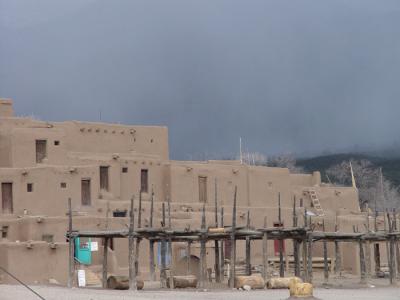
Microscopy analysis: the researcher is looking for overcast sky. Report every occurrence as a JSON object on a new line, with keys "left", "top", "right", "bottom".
{"left": 1, "top": 1, "right": 400, "bottom": 159}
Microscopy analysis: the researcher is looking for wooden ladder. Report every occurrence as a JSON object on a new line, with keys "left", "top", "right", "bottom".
{"left": 307, "top": 189, "right": 324, "bottom": 216}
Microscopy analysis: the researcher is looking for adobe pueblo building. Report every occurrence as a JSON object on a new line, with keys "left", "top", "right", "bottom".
{"left": 0, "top": 99, "right": 376, "bottom": 287}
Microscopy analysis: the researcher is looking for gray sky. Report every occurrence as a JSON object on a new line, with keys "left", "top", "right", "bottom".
{"left": 1, "top": 1, "right": 400, "bottom": 159}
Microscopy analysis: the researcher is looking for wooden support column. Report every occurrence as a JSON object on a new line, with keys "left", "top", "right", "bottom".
{"left": 302, "top": 208, "right": 308, "bottom": 281}
{"left": 323, "top": 220, "right": 329, "bottom": 284}
{"left": 149, "top": 188, "right": 156, "bottom": 281}
{"left": 359, "top": 238, "right": 366, "bottom": 284}
{"left": 229, "top": 186, "right": 237, "bottom": 288}
{"left": 135, "top": 191, "right": 142, "bottom": 276}
{"left": 167, "top": 196, "right": 173, "bottom": 289}
{"left": 334, "top": 216, "right": 341, "bottom": 276}
{"left": 293, "top": 197, "right": 300, "bottom": 277}
{"left": 102, "top": 237, "right": 109, "bottom": 288}
{"left": 307, "top": 234, "right": 313, "bottom": 284}
{"left": 388, "top": 212, "right": 396, "bottom": 284}
{"left": 245, "top": 210, "right": 251, "bottom": 276}
{"left": 278, "top": 192, "right": 284, "bottom": 278}
{"left": 220, "top": 207, "right": 225, "bottom": 281}
{"left": 186, "top": 241, "right": 191, "bottom": 275}
{"left": 128, "top": 196, "right": 137, "bottom": 290}
{"left": 160, "top": 203, "right": 167, "bottom": 288}
{"left": 67, "top": 198, "right": 74, "bottom": 288}
{"left": 214, "top": 179, "right": 221, "bottom": 283}
{"left": 262, "top": 216, "right": 269, "bottom": 282}
{"left": 200, "top": 204, "right": 207, "bottom": 288}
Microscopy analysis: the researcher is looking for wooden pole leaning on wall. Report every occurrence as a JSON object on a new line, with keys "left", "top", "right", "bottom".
{"left": 365, "top": 205, "right": 371, "bottom": 281}
{"left": 245, "top": 210, "right": 251, "bottom": 276}
{"left": 129, "top": 195, "right": 137, "bottom": 290}
{"left": 322, "top": 220, "right": 329, "bottom": 285}
{"left": 214, "top": 179, "right": 221, "bottom": 283}
{"left": 135, "top": 190, "right": 142, "bottom": 276}
{"left": 292, "top": 196, "right": 300, "bottom": 277}
{"left": 160, "top": 203, "right": 167, "bottom": 288}
{"left": 102, "top": 237, "right": 109, "bottom": 288}
{"left": 262, "top": 216, "right": 269, "bottom": 283}
{"left": 278, "top": 192, "right": 285, "bottom": 278}
{"left": 395, "top": 210, "right": 400, "bottom": 279}
{"left": 67, "top": 198, "right": 74, "bottom": 288}
{"left": 220, "top": 206, "right": 225, "bottom": 281}
{"left": 200, "top": 204, "right": 207, "bottom": 288}
{"left": 229, "top": 186, "right": 237, "bottom": 288}
{"left": 149, "top": 188, "right": 156, "bottom": 281}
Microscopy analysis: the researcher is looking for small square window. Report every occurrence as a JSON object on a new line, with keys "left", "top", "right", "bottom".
{"left": 27, "top": 183, "right": 33, "bottom": 192}
{"left": 60, "top": 182, "right": 67, "bottom": 188}
{"left": 54, "top": 140, "right": 60, "bottom": 146}
{"left": 2, "top": 226, "right": 9, "bottom": 238}
{"left": 122, "top": 167, "right": 128, "bottom": 173}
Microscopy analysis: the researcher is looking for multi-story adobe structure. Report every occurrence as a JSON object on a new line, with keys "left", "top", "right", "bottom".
{"left": 0, "top": 98, "right": 367, "bottom": 286}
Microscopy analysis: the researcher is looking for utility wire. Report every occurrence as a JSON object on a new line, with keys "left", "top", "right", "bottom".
{"left": 0, "top": 266, "right": 46, "bottom": 300}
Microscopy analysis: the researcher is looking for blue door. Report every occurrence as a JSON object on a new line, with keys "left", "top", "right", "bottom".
{"left": 75, "top": 237, "right": 92, "bottom": 265}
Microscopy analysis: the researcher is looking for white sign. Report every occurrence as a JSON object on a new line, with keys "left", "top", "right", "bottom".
{"left": 77, "top": 269, "right": 86, "bottom": 287}
{"left": 91, "top": 241, "right": 98, "bottom": 252}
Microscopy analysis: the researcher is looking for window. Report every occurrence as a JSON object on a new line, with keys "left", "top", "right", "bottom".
{"left": 54, "top": 140, "right": 60, "bottom": 146}
{"left": 60, "top": 182, "right": 67, "bottom": 188}
{"left": 35, "top": 140, "right": 47, "bottom": 163}
{"left": 100, "top": 166, "right": 109, "bottom": 191}
{"left": 122, "top": 167, "right": 128, "bottom": 173}
{"left": 140, "top": 169, "right": 148, "bottom": 193}
{"left": 198, "top": 176, "right": 207, "bottom": 203}
{"left": 2, "top": 226, "right": 8, "bottom": 238}
{"left": 27, "top": 183, "right": 33, "bottom": 192}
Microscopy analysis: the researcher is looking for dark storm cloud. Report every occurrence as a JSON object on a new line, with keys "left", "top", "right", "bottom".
{"left": 1, "top": 0, "right": 400, "bottom": 159}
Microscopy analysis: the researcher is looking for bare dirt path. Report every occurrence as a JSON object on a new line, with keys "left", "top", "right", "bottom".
{"left": 0, "top": 285, "right": 399, "bottom": 300}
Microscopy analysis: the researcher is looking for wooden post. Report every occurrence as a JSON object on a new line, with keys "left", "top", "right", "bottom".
{"left": 278, "top": 192, "right": 284, "bottom": 277}
{"left": 167, "top": 196, "right": 173, "bottom": 289}
{"left": 102, "top": 237, "right": 109, "bottom": 288}
{"left": 229, "top": 186, "right": 237, "bottom": 288}
{"left": 220, "top": 206, "right": 225, "bottom": 281}
{"left": 307, "top": 233, "right": 313, "bottom": 284}
{"left": 373, "top": 210, "right": 381, "bottom": 276}
{"left": 395, "top": 212, "right": 400, "bottom": 278}
{"left": 128, "top": 196, "right": 137, "bottom": 290}
{"left": 334, "top": 215, "right": 341, "bottom": 276}
{"left": 302, "top": 208, "right": 308, "bottom": 281}
{"left": 200, "top": 204, "right": 207, "bottom": 288}
{"left": 323, "top": 220, "right": 329, "bottom": 284}
{"left": 186, "top": 241, "right": 191, "bottom": 275}
{"left": 160, "top": 203, "right": 167, "bottom": 288}
{"left": 388, "top": 212, "right": 396, "bottom": 284}
{"left": 365, "top": 206, "right": 371, "bottom": 281}
{"left": 293, "top": 196, "right": 300, "bottom": 277}
{"left": 149, "top": 188, "right": 156, "bottom": 281}
{"left": 214, "top": 179, "right": 221, "bottom": 283}
{"left": 262, "top": 216, "right": 269, "bottom": 282}
{"left": 67, "top": 198, "right": 74, "bottom": 288}
{"left": 135, "top": 191, "right": 142, "bottom": 276}
{"left": 359, "top": 238, "right": 366, "bottom": 284}
{"left": 245, "top": 210, "right": 251, "bottom": 276}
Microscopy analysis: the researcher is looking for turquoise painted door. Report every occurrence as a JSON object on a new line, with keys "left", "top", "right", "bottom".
{"left": 75, "top": 237, "right": 92, "bottom": 265}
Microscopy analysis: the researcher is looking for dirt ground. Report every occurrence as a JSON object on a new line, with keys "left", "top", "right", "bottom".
{"left": 0, "top": 284, "right": 399, "bottom": 300}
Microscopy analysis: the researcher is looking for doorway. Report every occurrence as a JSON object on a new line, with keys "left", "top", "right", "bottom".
{"left": 273, "top": 222, "right": 285, "bottom": 255}
{"left": 1, "top": 183, "right": 13, "bottom": 214}
{"left": 100, "top": 166, "right": 109, "bottom": 191}
{"left": 35, "top": 140, "right": 47, "bottom": 163}
{"left": 81, "top": 179, "right": 91, "bottom": 206}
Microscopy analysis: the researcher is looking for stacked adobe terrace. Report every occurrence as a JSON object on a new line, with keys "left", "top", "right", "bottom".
{"left": 0, "top": 98, "right": 373, "bottom": 287}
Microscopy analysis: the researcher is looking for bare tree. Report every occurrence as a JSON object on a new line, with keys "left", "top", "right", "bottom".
{"left": 267, "top": 153, "right": 304, "bottom": 173}
{"left": 326, "top": 159, "right": 400, "bottom": 210}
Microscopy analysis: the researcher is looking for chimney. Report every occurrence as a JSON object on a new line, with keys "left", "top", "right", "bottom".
{"left": 0, "top": 98, "right": 14, "bottom": 118}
